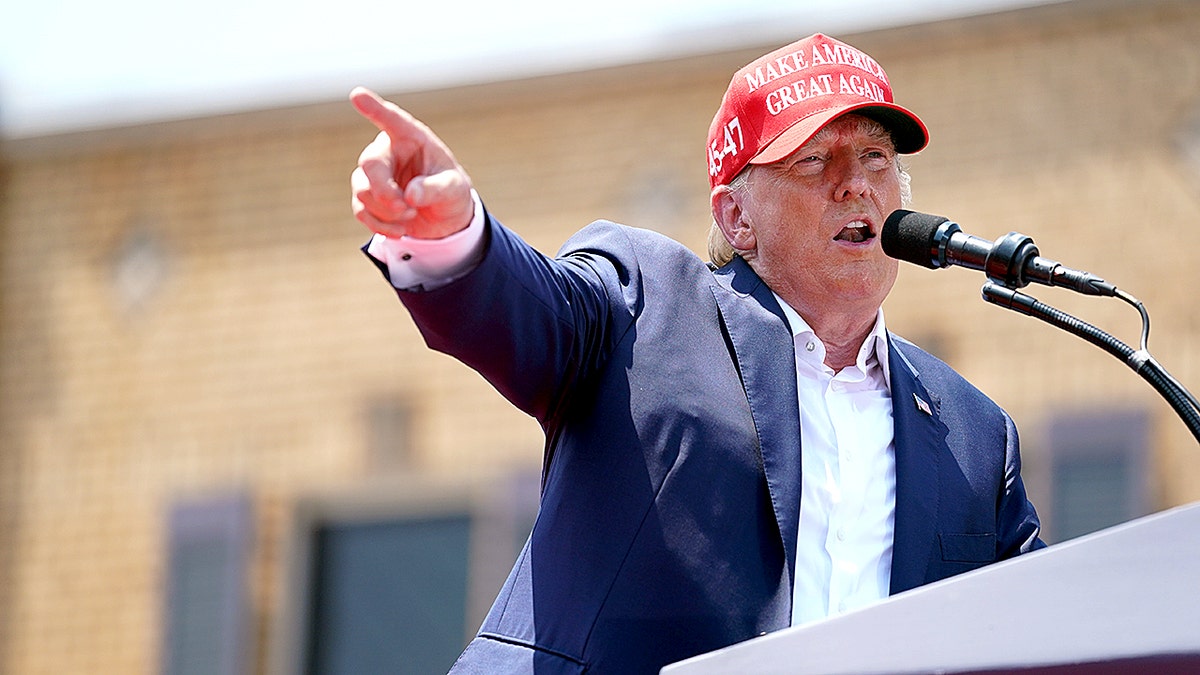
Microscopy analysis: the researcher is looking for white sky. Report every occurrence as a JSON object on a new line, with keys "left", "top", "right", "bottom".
{"left": 0, "top": 0, "right": 1060, "bottom": 139}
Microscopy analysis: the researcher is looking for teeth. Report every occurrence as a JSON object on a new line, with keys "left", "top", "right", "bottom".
{"left": 835, "top": 221, "right": 871, "bottom": 243}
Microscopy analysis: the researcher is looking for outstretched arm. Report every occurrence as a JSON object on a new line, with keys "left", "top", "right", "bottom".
{"left": 347, "top": 88, "right": 632, "bottom": 424}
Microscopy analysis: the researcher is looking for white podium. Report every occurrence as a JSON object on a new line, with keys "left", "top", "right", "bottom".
{"left": 663, "top": 503, "right": 1200, "bottom": 674}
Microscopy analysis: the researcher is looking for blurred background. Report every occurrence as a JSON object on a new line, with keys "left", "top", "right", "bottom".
{"left": 2, "top": 0, "right": 1199, "bottom": 672}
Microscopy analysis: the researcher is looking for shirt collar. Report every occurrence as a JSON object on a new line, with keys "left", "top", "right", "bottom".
{"left": 772, "top": 293, "right": 892, "bottom": 391}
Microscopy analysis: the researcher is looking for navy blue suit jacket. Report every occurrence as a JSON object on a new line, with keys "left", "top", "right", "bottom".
{"left": 378, "top": 212, "right": 1044, "bottom": 674}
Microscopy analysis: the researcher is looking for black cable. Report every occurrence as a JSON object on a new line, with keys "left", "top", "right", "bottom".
{"left": 981, "top": 282, "right": 1200, "bottom": 444}
{"left": 1114, "top": 289, "right": 1200, "bottom": 414}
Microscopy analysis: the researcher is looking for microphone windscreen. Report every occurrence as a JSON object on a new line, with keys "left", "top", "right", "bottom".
{"left": 881, "top": 209, "right": 949, "bottom": 269}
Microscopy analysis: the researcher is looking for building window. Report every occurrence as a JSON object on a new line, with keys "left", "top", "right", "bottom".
{"left": 307, "top": 513, "right": 473, "bottom": 674}
{"left": 163, "top": 493, "right": 254, "bottom": 675}
{"left": 1046, "top": 409, "right": 1150, "bottom": 543}
{"left": 270, "top": 471, "right": 539, "bottom": 675}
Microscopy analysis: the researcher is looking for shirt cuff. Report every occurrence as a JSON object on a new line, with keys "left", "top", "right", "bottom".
{"left": 366, "top": 190, "right": 486, "bottom": 290}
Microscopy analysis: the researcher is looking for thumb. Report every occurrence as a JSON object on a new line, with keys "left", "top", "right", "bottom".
{"left": 406, "top": 169, "right": 470, "bottom": 207}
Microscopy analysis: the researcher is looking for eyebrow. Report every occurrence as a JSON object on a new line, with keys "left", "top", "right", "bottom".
{"left": 800, "top": 118, "right": 896, "bottom": 152}
{"left": 784, "top": 133, "right": 896, "bottom": 164}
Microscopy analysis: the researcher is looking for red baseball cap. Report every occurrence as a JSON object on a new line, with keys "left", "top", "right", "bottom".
{"left": 707, "top": 33, "right": 929, "bottom": 189}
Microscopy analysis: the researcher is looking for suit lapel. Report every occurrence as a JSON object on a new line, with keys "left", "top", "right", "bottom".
{"left": 710, "top": 259, "right": 802, "bottom": 583}
{"left": 708, "top": 264, "right": 949, "bottom": 598}
{"left": 886, "top": 336, "right": 947, "bottom": 594}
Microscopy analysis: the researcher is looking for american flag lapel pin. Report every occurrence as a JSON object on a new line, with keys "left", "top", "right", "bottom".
{"left": 913, "top": 393, "right": 933, "bottom": 416}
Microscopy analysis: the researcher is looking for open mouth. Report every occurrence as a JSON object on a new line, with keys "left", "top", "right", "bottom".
{"left": 834, "top": 221, "right": 874, "bottom": 244}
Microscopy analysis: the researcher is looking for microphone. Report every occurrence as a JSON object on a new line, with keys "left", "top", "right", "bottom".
{"left": 881, "top": 209, "right": 1117, "bottom": 297}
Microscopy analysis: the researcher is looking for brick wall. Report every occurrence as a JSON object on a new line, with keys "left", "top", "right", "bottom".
{"left": 1, "top": 0, "right": 1197, "bottom": 672}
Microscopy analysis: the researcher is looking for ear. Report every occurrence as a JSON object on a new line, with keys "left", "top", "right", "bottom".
{"left": 711, "top": 184, "right": 757, "bottom": 253}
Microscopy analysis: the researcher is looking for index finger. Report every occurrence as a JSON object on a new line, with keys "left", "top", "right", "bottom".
{"left": 349, "top": 86, "right": 423, "bottom": 142}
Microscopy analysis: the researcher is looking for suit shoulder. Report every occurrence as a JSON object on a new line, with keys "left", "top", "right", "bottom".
{"left": 562, "top": 220, "right": 704, "bottom": 263}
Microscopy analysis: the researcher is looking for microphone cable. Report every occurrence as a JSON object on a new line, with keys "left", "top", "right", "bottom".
{"left": 981, "top": 282, "right": 1200, "bottom": 444}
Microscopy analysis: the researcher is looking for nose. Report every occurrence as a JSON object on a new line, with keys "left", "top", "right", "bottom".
{"left": 832, "top": 154, "right": 870, "bottom": 202}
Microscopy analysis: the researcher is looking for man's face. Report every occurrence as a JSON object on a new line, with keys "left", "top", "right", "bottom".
{"left": 737, "top": 115, "right": 904, "bottom": 321}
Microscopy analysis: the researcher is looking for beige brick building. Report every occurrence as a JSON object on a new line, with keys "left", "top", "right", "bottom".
{"left": 2, "top": 0, "right": 1199, "bottom": 672}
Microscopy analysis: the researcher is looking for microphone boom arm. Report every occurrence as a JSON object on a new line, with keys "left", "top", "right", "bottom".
{"left": 981, "top": 282, "right": 1200, "bottom": 444}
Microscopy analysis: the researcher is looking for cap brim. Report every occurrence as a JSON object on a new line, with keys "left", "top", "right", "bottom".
{"left": 750, "top": 102, "right": 929, "bottom": 166}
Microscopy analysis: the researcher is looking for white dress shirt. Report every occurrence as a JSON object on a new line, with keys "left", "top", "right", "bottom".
{"left": 366, "top": 190, "right": 487, "bottom": 290}
{"left": 775, "top": 298, "right": 897, "bottom": 626}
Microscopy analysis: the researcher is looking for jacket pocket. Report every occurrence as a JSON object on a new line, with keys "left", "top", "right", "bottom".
{"left": 938, "top": 532, "right": 996, "bottom": 563}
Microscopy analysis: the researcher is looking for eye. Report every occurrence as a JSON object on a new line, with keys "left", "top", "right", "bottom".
{"left": 789, "top": 153, "right": 828, "bottom": 175}
{"left": 861, "top": 149, "right": 892, "bottom": 171}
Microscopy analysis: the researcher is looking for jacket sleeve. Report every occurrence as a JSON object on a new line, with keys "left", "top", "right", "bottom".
{"left": 997, "top": 411, "right": 1048, "bottom": 558}
{"left": 375, "top": 210, "right": 643, "bottom": 426}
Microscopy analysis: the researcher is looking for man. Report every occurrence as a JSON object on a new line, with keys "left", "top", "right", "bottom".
{"left": 350, "top": 33, "right": 1044, "bottom": 675}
